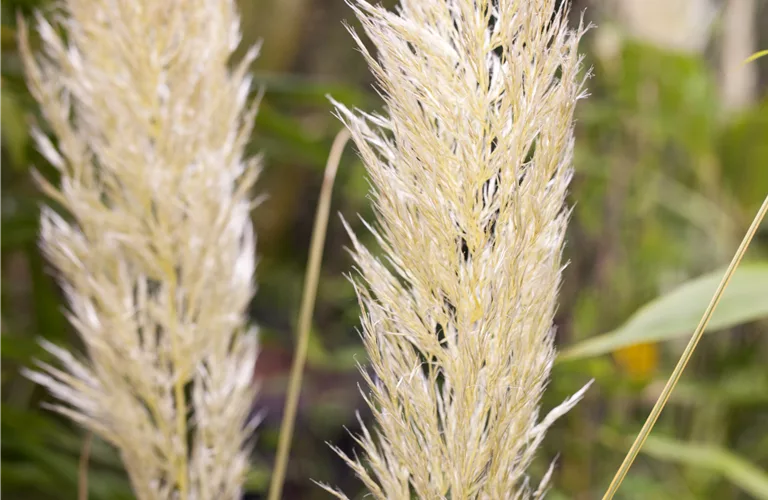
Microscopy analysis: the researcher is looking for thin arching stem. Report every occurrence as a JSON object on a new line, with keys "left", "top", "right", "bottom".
{"left": 267, "top": 129, "right": 351, "bottom": 500}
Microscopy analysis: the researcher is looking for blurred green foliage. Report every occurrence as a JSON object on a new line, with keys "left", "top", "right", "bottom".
{"left": 2, "top": 1, "right": 768, "bottom": 499}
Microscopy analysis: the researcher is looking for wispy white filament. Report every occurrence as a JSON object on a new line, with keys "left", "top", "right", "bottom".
{"left": 325, "top": 0, "right": 591, "bottom": 498}
{"left": 19, "top": 1, "right": 261, "bottom": 498}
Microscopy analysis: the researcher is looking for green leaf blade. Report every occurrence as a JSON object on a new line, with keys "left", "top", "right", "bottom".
{"left": 561, "top": 262, "right": 768, "bottom": 360}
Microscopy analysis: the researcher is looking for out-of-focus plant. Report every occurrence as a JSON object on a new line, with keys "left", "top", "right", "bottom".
{"left": 550, "top": 23, "right": 768, "bottom": 496}
{"left": 17, "top": 1, "right": 262, "bottom": 498}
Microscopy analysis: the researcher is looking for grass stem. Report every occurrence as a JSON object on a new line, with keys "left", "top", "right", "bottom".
{"left": 78, "top": 432, "right": 92, "bottom": 500}
{"left": 603, "top": 194, "right": 768, "bottom": 499}
{"left": 267, "top": 129, "right": 350, "bottom": 500}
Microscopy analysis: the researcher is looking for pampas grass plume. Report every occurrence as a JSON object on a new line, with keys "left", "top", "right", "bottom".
{"left": 19, "top": 1, "right": 261, "bottom": 498}
{"left": 325, "top": 0, "right": 592, "bottom": 497}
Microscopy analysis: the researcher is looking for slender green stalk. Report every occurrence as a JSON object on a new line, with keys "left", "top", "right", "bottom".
{"left": 78, "top": 433, "right": 92, "bottom": 500}
{"left": 268, "top": 129, "right": 350, "bottom": 500}
{"left": 744, "top": 49, "right": 768, "bottom": 64}
{"left": 603, "top": 194, "right": 768, "bottom": 499}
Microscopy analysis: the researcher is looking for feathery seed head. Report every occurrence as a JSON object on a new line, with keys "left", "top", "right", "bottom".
{"left": 327, "top": 0, "right": 591, "bottom": 498}
{"left": 20, "top": 1, "right": 261, "bottom": 498}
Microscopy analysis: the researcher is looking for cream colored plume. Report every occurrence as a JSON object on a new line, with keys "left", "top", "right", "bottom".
{"left": 19, "top": 1, "right": 261, "bottom": 498}
{"left": 325, "top": 0, "right": 591, "bottom": 498}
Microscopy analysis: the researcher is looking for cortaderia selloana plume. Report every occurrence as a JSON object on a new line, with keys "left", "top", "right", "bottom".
{"left": 322, "top": 0, "right": 593, "bottom": 498}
